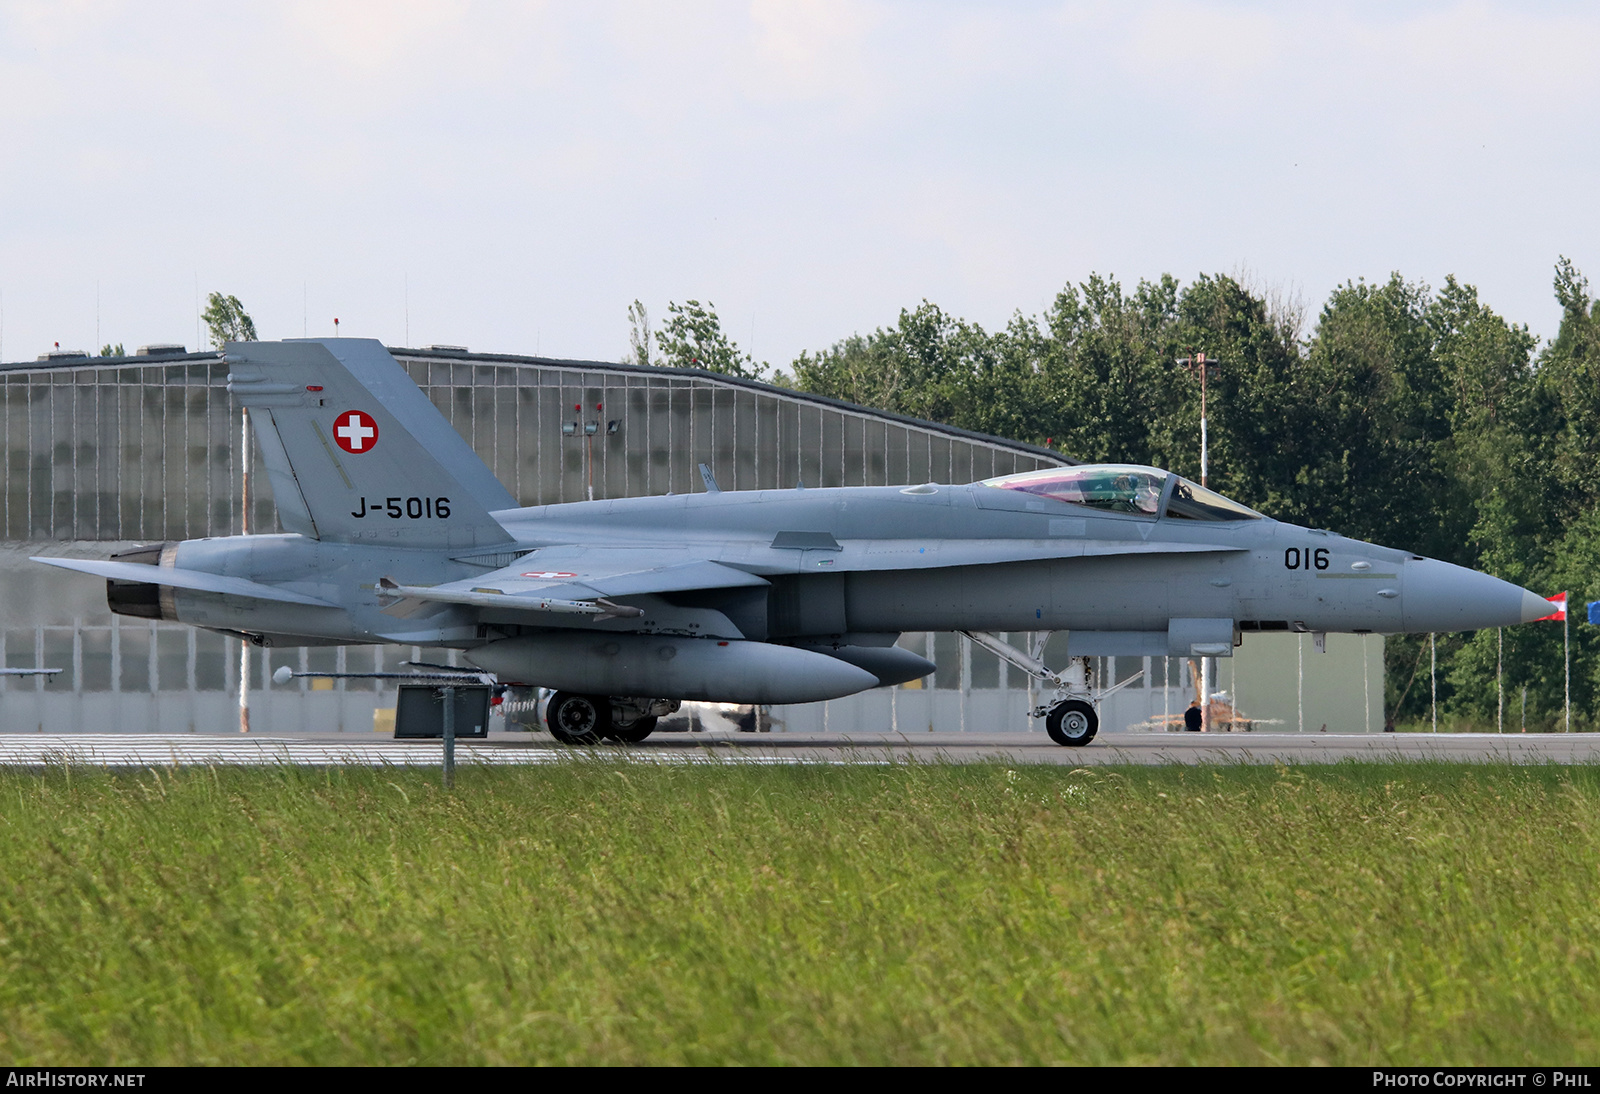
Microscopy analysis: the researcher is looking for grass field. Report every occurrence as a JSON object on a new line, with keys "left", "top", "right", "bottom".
{"left": 1, "top": 759, "right": 1598, "bottom": 1065}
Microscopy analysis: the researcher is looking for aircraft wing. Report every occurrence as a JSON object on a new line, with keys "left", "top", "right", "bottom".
{"left": 504, "top": 548, "right": 771, "bottom": 598}
{"left": 380, "top": 550, "right": 769, "bottom": 619}
{"left": 31, "top": 557, "right": 338, "bottom": 607}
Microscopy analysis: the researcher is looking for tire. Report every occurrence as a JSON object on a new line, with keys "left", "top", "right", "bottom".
{"left": 546, "top": 691, "right": 609, "bottom": 744}
{"left": 1046, "top": 699, "right": 1098, "bottom": 746}
{"left": 607, "top": 716, "right": 657, "bottom": 744}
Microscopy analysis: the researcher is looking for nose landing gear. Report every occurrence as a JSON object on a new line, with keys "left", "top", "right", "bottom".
{"left": 1045, "top": 699, "right": 1098, "bottom": 746}
{"left": 961, "top": 632, "right": 1144, "bottom": 747}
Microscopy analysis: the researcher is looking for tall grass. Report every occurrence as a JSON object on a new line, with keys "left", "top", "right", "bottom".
{"left": 0, "top": 760, "right": 1596, "bottom": 1065}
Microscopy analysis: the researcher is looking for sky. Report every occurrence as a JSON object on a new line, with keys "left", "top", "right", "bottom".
{"left": 0, "top": 1, "right": 1595, "bottom": 369}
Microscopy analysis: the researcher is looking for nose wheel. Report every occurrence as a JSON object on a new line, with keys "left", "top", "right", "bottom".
{"left": 1046, "top": 699, "right": 1098, "bottom": 746}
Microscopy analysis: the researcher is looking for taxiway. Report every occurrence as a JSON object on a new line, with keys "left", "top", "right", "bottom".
{"left": 0, "top": 731, "right": 1597, "bottom": 768}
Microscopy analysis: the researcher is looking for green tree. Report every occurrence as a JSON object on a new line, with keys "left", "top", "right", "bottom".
{"left": 1423, "top": 259, "right": 1600, "bottom": 729}
{"left": 1526, "top": 258, "right": 1600, "bottom": 532}
{"left": 1000, "top": 278, "right": 1151, "bottom": 455}
{"left": 202, "top": 292, "right": 258, "bottom": 349}
{"left": 1271, "top": 275, "right": 1447, "bottom": 554}
{"left": 98, "top": 343, "right": 124, "bottom": 357}
{"left": 655, "top": 300, "right": 763, "bottom": 379}
{"left": 625, "top": 300, "right": 651, "bottom": 367}
{"left": 793, "top": 302, "right": 1001, "bottom": 426}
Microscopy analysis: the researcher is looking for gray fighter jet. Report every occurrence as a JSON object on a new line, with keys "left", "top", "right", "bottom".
{"left": 34, "top": 339, "right": 1552, "bottom": 745}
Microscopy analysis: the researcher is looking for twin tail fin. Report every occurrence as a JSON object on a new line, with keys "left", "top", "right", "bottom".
{"left": 225, "top": 338, "right": 514, "bottom": 548}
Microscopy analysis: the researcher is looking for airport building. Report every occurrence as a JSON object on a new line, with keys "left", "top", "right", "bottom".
{"left": 0, "top": 344, "right": 1381, "bottom": 735}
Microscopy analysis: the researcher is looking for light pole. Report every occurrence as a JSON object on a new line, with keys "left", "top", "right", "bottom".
{"left": 239, "top": 408, "right": 251, "bottom": 733}
{"left": 1177, "top": 350, "right": 1221, "bottom": 723}
{"left": 1176, "top": 350, "right": 1220, "bottom": 486}
{"left": 562, "top": 403, "right": 618, "bottom": 502}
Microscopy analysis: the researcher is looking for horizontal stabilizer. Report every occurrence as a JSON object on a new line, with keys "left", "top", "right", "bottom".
{"left": 32, "top": 557, "right": 336, "bottom": 607}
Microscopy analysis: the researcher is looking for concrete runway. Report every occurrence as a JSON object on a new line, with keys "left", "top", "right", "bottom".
{"left": 1, "top": 730, "right": 1599, "bottom": 767}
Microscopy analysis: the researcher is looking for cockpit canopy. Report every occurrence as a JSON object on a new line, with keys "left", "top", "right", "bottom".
{"left": 982, "top": 464, "right": 1166, "bottom": 514}
{"left": 1164, "top": 476, "right": 1263, "bottom": 521}
{"left": 980, "top": 464, "right": 1263, "bottom": 521}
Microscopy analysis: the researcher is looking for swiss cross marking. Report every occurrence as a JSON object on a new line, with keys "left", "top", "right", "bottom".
{"left": 334, "top": 410, "right": 378, "bottom": 453}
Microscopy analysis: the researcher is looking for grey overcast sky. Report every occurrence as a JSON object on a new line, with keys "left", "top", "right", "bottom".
{"left": 0, "top": 1, "right": 1595, "bottom": 367}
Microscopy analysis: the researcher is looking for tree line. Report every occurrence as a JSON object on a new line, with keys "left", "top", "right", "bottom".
{"left": 633, "top": 260, "right": 1600, "bottom": 729}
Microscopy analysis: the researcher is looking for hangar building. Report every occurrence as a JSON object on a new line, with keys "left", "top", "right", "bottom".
{"left": 0, "top": 344, "right": 1380, "bottom": 734}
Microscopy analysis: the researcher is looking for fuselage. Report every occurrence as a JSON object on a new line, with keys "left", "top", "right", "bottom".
{"left": 126, "top": 469, "right": 1547, "bottom": 651}
{"left": 42, "top": 335, "right": 1550, "bottom": 714}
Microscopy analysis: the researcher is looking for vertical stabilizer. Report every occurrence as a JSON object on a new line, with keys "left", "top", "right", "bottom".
{"left": 226, "top": 339, "right": 514, "bottom": 547}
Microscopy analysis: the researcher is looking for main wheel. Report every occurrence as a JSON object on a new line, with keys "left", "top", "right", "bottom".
{"left": 546, "top": 691, "right": 610, "bottom": 744}
{"left": 1046, "top": 700, "right": 1098, "bottom": 746}
{"left": 607, "top": 716, "right": 657, "bottom": 744}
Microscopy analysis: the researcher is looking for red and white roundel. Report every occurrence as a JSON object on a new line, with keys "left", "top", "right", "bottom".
{"left": 333, "top": 410, "right": 379, "bottom": 453}
{"left": 522, "top": 571, "right": 578, "bottom": 580}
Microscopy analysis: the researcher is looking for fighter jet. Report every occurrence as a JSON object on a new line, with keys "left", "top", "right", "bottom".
{"left": 34, "top": 339, "right": 1552, "bottom": 746}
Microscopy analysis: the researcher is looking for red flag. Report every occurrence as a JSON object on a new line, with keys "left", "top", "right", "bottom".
{"left": 1537, "top": 592, "right": 1568, "bottom": 622}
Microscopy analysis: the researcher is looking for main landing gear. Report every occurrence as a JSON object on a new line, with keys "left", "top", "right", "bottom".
{"left": 544, "top": 692, "right": 678, "bottom": 745}
{"left": 960, "top": 632, "right": 1145, "bottom": 747}
{"left": 546, "top": 691, "right": 608, "bottom": 744}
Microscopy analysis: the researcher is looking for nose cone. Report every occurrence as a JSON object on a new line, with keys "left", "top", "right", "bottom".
{"left": 1403, "top": 558, "right": 1550, "bottom": 632}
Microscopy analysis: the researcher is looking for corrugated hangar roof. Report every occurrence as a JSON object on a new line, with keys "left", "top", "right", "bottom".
{"left": 0, "top": 342, "right": 1067, "bottom": 544}
{"left": 0, "top": 344, "right": 1067, "bottom": 467}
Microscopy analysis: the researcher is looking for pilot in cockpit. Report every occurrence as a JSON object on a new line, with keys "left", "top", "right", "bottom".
{"left": 1134, "top": 477, "right": 1162, "bottom": 515}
